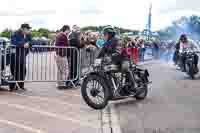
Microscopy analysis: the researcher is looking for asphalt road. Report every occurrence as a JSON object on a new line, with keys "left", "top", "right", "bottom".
{"left": 2, "top": 49, "right": 198, "bottom": 133}
{"left": 0, "top": 82, "right": 103, "bottom": 133}
{"left": 0, "top": 49, "right": 115, "bottom": 133}
{"left": 115, "top": 61, "right": 200, "bottom": 133}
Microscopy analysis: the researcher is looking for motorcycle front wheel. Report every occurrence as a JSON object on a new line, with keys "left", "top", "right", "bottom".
{"left": 186, "top": 63, "right": 197, "bottom": 79}
{"left": 81, "top": 75, "right": 110, "bottom": 110}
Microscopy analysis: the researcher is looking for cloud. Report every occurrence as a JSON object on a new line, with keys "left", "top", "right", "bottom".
{"left": 0, "top": 0, "right": 79, "bottom": 31}
{"left": 160, "top": 0, "right": 200, "bottom": 13}
{"left": 0, "top": 10, "right": 56, "bottom": 16}
{"left": 80, "top": 0, "right": 200, "bottom": 30}
{"left": 1, "top": 0, "right": 200, "bottom": 32}
{"left": 80, "top": 9, "right": 103, "bottom": 15}
{"left": 80, "top": 0, "right": 151, "bottom": 30}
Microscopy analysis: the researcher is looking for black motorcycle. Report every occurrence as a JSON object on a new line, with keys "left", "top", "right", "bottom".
{"left": 81, "top": 57, "right": 151, "bottom": 110}
{"left": 177, "top": 50, "right": 199, "bottom": 79}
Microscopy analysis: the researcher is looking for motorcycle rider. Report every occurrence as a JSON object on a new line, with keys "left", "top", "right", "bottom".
{"left": 174, "top": 34, "right": 199, "bottom": 71}
{"left": 97, "top": 26, "right": 135, "bottom": 86}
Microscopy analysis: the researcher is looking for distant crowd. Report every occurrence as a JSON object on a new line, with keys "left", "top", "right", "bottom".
{"left": 79, "top": 30, "right": 178, "bottom": 62}
{"left": 1, "top": 23, "right": 189, "bottom": 91}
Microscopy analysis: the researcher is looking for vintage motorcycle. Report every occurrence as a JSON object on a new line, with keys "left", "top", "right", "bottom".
{"left": 176, "top": 50, "right": 199, "bottom": 79}
{"left": 81, "top": 56, "right": 151, "bottom": 110}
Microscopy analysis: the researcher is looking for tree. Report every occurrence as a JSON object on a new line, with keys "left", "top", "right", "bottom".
{"left": 80, "top": 25, "right": 137, "bottom": 34}
{"left": 0, "top": 29, "right": 12, "bottom": 38}
{"left": 31, "top": 28, "right": 50, "bottom": 38}
{"left": 37, "top": 28, "right": 50, "bottom": 38}
{"left": 31, "top": 30, "right": 40, "bottom": 38}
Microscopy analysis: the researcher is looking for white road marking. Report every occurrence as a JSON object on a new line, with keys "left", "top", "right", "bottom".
{"left": 0, "top": 102, "right": 96, "bottom": 129}
{"left": 109, "top": 104, "right": 122, "bottom": 133}
{"left": 8, "top": 92, "right": 86, "bottom": 109}
{"left": 64, "top": 92, "right": 81, "bottom": 97}
{"left": 0, "top": 118, "right": 45, "bottom": 133}
{"left": 101, "top": 107, "right": 112, "bottom": 133}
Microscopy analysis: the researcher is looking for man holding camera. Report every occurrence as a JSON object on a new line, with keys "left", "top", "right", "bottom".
{"left": 10, "top": 24, "right": 32, "bottom": 91}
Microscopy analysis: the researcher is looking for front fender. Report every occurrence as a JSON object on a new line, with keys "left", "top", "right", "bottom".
{"left": 185, "top": 58, "right": 194, "bottom": 69}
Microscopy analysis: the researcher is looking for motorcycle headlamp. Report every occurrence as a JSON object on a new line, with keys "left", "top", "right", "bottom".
{"left": 94, "top": 59, "right": 102, "bottom": 66}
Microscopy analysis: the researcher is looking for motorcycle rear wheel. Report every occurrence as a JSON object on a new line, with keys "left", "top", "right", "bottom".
{"left": 135, "top": 85, "right": 148, "bottom": 100}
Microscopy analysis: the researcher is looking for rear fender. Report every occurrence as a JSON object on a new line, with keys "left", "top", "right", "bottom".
{"left": 144, "top": 69, "right": 150, "bottom": 77}
{"left": 135, "top": 68, "right": 150, "bottom": 83}
{"left": 135, "top": 68, "right": 150, "bottom": 77}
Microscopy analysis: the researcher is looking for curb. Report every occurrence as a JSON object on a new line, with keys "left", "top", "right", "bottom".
{"left": 109, "top": 104, "right": 122, "bottom": 133}
{"left": 100, "top": 106, "right": 112, "bottom": 133}
{"left": 100, "top": 104, "right": 122, "bottom": 133}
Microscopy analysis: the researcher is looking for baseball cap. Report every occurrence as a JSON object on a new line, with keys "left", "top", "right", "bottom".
{"left": 21, "top": 23, "right": 32, "bottom": 29}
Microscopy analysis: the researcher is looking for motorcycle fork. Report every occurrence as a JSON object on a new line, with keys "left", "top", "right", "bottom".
{"left": 128, "top": 70, "right": 136, "bottom": 89}
{"left": 110, "top": 73, "right": 124, "bottom": 96}
{"left": 111, "top": 76, "right": 118, "bottom": 95}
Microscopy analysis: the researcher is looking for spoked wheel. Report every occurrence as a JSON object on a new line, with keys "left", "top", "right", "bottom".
{"left": 81, "top": 75, "right": 110, "bottom": 110}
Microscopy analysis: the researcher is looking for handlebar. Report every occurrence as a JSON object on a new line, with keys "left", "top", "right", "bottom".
{"left": 194, "top": 51, "right": 200, "bottom": 54}
{"left": 187, "top": 51, "right": 200, "bottom": 54}
{"left": 181, "top": 50, "right": 200, "bottom": 54}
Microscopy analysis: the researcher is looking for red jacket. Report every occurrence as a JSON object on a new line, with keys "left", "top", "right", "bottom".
{"left": 55, "top": 32, "right": 68, "bottom": 47}
{"left": 55, "top": 32, "right": 69, "bottom": 56}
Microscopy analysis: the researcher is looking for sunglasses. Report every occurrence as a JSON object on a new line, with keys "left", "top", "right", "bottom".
{"left": 181, "top": 38, "right": 187, "bottom": 41}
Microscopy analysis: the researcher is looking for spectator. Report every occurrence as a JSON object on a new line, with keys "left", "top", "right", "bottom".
{"left": 55, "top": 25, "right": 70, "bottom": 89}
{"left": 80, "top": 33, "right": 86, "bottom": 48}
{"left": 126, "top": 38, "right": 132, "bottom": 48}
{"left": 153, "top": 41, "right": 160, "bottom": 59}
{"left": 96, "top": 34, "right": 105, "bottom": 48}
{"left": 85, "top": 32, "right": 98, "bottom": 65}
{"left": 10, "top": 23, "right": 32, "bottom": 91}
{"left": 165, "top": 41, "right": 173, "bottom": 62}
{"left": 68, "top": 25, "right": 82, "bottom": 86}
{"left": 138, "top": 38, "right": 146, "bottom": 62}
{"left": 134, "top": 36, "right": 140, "bottom": 47}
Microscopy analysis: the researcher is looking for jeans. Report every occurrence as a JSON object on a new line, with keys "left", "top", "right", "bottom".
{"left": 112, "top": 54, "right": 135, "bottom": 87}
{"left": 55, "top": 55, "right": 69, "bottom": 86}
{"left": 10, "top": 53, "right": 27, "bottom": 89}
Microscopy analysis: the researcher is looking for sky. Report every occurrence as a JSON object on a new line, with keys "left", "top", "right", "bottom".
{"left": 0, "top": 0, "right": 200, "bottom": 31}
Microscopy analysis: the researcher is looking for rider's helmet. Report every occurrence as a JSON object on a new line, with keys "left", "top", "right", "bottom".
{"left": 180, "top": 34, "right": 188, "bottom": 43}
{"left": 103, "top": 26, "right": 116, "bottom": 38}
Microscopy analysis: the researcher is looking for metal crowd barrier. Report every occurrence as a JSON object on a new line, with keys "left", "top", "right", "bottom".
{"left": 0, "top": 45, "right": 153, "bottom": 86}
{"left": 79, "top": 47, "right": 100, "bottom": 78}
{"left": 1, "top": 45, "right": 79, "bottom": 84}
{"left": 79, "top": 47, "right": 153, "bottom": 76}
